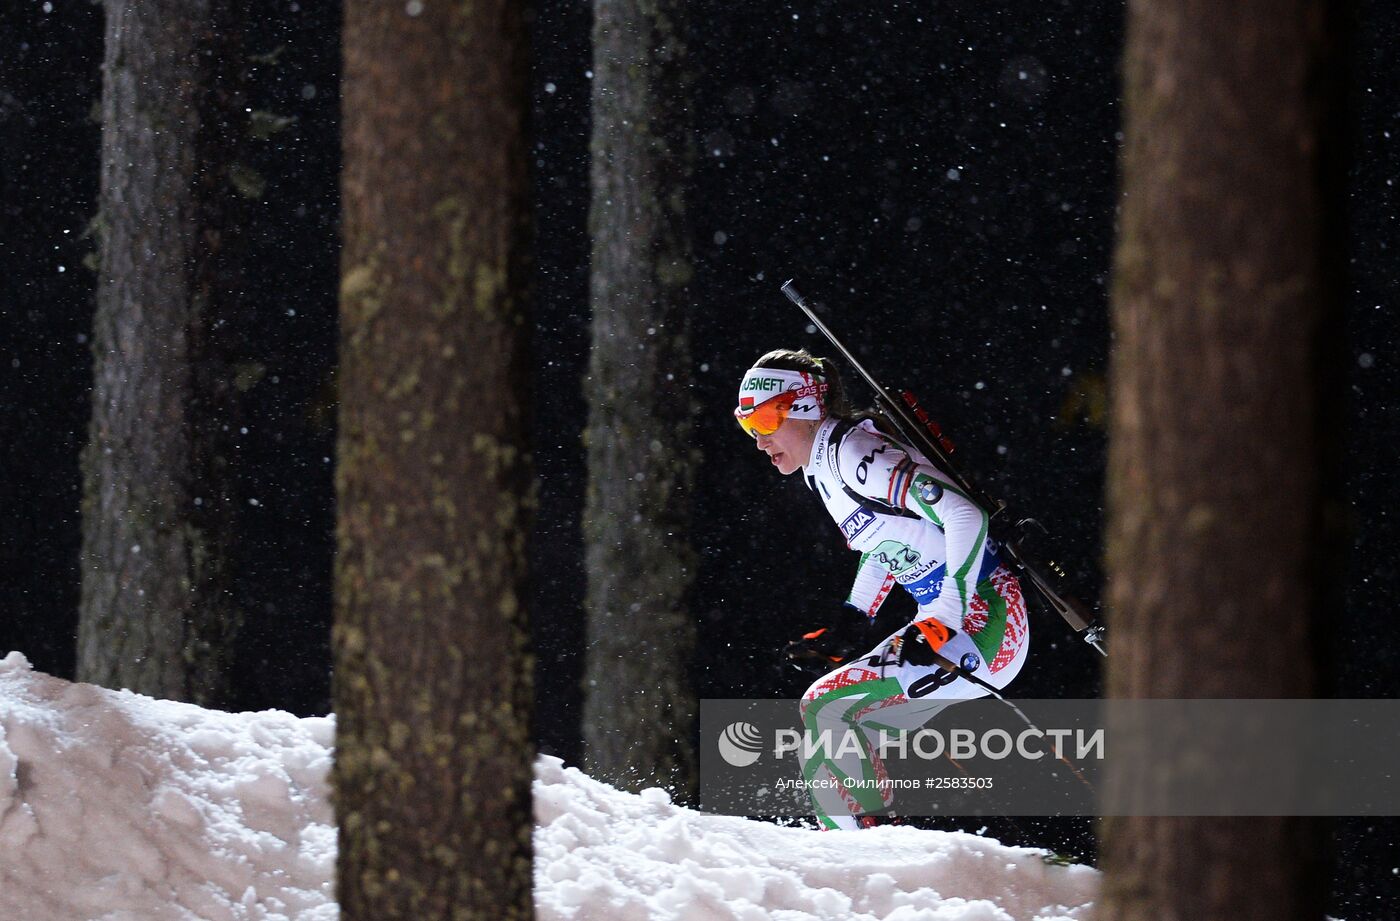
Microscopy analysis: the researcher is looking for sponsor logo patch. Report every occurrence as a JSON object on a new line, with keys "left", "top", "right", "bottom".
{"left": 871, "top": 539, "right": 921, "bottom": 576}
{"left": 840, "top": 507, "right": 876, "bottom": 542}
{"left": 960, "top": 652, "right": 981, "bottom": 673}
{"left": 856, "top": 443, "right": 889, "bottom": 485}
{"left": 916, "top": 476, "right": 944, "bottom": 505}
{"left": 903, "top": 562, "right": 946, "bottom": 605}
{"left": 744, "top": 375, "right": 786, "bottom": 393}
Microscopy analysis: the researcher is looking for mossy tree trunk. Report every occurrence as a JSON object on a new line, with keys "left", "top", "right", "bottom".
{"left": 78, "top": 0, "right": 250, "bottom": 706}
{"left": 582, "top": 0, "right": 699, "bottom": 798}
{"left": 333, "top": 1, "right": 533, "bottom": 919}
{"left": 1101, "top": 1, "right": 1348, "bottom": 919}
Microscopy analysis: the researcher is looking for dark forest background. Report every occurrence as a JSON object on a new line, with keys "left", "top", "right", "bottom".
{"left": 2, "top": 0, "right": 1397, "bottom": 916}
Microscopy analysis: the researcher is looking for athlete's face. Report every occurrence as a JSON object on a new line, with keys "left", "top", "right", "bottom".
{"left": 754, "top": 417, "right": 820, "bottom": 475}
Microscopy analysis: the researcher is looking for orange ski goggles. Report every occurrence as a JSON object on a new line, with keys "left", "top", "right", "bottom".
{"left": 734, "top": 390, "right": 799, "bottom": 438}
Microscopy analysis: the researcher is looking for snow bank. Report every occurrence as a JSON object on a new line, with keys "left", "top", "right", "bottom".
{"left": 0, "top": 653, "right": 1098, "bottom": 921}
{"left": 0, "top": 652, "right": 336, "bottom": 921}
{"left": 534, "top": 758, "right": 1096, "bottom": 921}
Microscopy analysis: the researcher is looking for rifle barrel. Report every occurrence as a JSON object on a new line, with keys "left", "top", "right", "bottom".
{"left": 781, "top": 280, "right": 893, "bottom": 406}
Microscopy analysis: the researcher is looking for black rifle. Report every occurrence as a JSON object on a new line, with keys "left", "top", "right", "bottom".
{"left": 781, "top": 279, "right": 1107, "bottom": 657}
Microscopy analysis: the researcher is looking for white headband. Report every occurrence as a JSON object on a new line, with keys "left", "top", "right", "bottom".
{"left": 735, "top": 367, "right": 828, "bottom": 421}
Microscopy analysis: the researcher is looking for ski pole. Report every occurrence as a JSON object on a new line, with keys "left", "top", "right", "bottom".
{"left": 923, "top": 649, "right": 1098, "bottom": 796}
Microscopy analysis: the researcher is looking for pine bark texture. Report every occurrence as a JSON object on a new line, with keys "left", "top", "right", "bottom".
{"left": 582, "top": 0, "right": 700, "bottom": 797}
{"left": 79, "top": 0, "right": 249, "bottom": 705}
{"left": 334, "top": 2, "right": 533, "bottom": 919}
{"left": 1102, "top": 1, "right": 1347, "bottom": 919}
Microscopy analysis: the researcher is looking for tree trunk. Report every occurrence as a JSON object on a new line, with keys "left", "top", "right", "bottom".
{"left": 78, "top": 0, "right": 249, "bottom": 706}
{"left": 582, "top": 0, "right": 699, "bottom": 797}
{"left": 1101, "top": 1, "right": 1347, "bottom": 919}
{"left": 333, "top": 1, "right": 533, "bottom": 919}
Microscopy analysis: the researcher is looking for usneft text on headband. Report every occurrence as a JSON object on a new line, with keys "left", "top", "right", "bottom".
{"left": 772, "top": 727, "right": 1104, "bottom": 763}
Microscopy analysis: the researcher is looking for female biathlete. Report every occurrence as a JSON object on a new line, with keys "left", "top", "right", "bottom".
{"left": 734, "top": 349, "right": 1030, "bottom": 830}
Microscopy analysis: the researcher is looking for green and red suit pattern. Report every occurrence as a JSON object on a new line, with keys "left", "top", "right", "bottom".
{"left": 797, "top": 418, "right": 1030, "bottom": 829}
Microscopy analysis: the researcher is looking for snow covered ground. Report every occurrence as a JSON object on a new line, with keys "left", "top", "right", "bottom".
{"left": 0, "top": 652, "right": 336, "bottom": 921}
{"left": 0, "top": 652, "right": 1098, "bottom": 920}
{"left": 534, "top": 758, "right": 1097, "bottom": 921}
